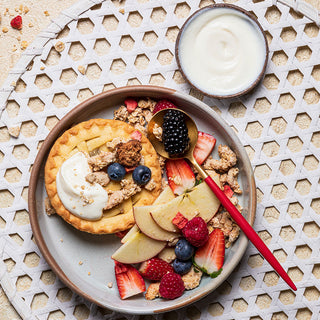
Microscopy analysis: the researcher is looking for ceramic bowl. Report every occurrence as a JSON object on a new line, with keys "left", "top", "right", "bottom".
{"left": 175, "top": 4, "right": 269, "bottom": 99}
{"left": 29, "top": 85, "right": 256, "bottom": 314}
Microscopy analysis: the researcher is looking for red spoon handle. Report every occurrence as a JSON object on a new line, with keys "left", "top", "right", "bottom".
{"left": 204, "top": 175, "right": 297, "bottom": 291}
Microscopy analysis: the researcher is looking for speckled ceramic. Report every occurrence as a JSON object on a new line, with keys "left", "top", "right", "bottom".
{"left": 29, "top": 85, "right": 256, "bottom": 314}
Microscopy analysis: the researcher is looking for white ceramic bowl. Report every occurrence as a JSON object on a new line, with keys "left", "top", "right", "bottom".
{"left": 29, "top": 85, "right": 256, "bottom": 314}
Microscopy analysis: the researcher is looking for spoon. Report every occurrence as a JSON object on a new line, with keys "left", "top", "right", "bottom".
{"left": 147, "top": 108, "right": 297, "bottom": 291}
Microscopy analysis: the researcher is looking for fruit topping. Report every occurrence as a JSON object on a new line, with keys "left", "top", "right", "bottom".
{"left": 159, "top": 272, "right": 185, "bottom": 299}
{"left": 172, "top": 212, "right": 188, "bottom": 230}
{"left": 11, "top": 15, "right": 23, "bottom": 30}
{"left": 162, "top": 109, "right": 190, "bottom": 157}
{"left": 114, "top": 261, "right": 146, "bottom": 299}
{"left": 193, "top": 131, "right": 216, "bottom": 165}
{"left": 107, "top": 163, "right": 126, "bottom": 181}
{"left": 165, "top": 159, "right": 195, "bottom": 195}
{"left": 173, "top": 259, "right": 193, "bottom": 275}
{"left": 132, "top": 165, "right": 151, "bottom": 185}
{"left": 193, "top": 228, "right": 225, "bottom": 278}
{"left": 131, "top": 130, "right": 142, "bottom": 141}
{"left": 174, "top": 239, "right": 194, "bottom": 261}
{"left": 124, "top": 99, "right": 138, "bottom": 113}
{"left": 139, "top": 257, "right": 174, "bottom": 281}
{"left": 183, "top": 217, "right": 209, "bottom": 247}
{"left": 223, "top": 184, "right": 234, "bottom": 198}
{"left": 116, "top": 140, "right": 142, "bottom": 167}
{"left": 153, "top": 99, "right": 177, "bottom": 114}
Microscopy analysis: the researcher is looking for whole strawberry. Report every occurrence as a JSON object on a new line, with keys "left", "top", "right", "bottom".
{"left": 183, "top": 216, "right": 209, "bottom": 247}
{"left": 11, "top": 16, "right": 23, "bottom": 30}
{"left": 139, "top": 257, "right": 173, "bottom": 281}
{"left": 159, "top": 272, "right": 185, "bottom": 299}
{"left": 152, "top": 99, "right": 177, "bottom": 114}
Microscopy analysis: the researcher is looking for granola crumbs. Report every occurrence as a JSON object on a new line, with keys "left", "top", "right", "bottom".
{"left": 145, "top": 283, "right": 161, "bottom": 300}
{"left": 44, "top": 10, "right": 50, "bottom": 16}
{"left": 127, "top": 107, "right": 146, "bottom": 126}
{"left": 113, "top": 105, "right": 128, "bottom": 122}
{"left": 45, "top": 197, "right": 56, "bottom": 215}
{"left": 138, "top": 98, "right": 157, "bottom": 112}
{"left": 182, "top": 267, "right": 203, "bottom": 290}
{"left": 116, "top": 140, "right": 142, "bottom": 167}
{"left": 153, "top": 123, "right": 163, "bottom": 141}
{"left": 220, "top": 167, "right": 242, "bottom": 194}
{"left": 119, "top": 8, "right": 125, "bottom": 14}
{"left": 106, "top": 137, "right": 128, "bottom": 150}
{"left": 21, "top": 40, "right": 28, "bottom": 50}
{"left": 78, "top": 65, "right": 86, "bottom": 75}
{"left": 134, "top": 123, "right": 147, "bottom": 136}
{"left": 2, "top": 27, "right": 9, "bottom": 33}
{"left": 87, "top": 151, "right": 116, "bottom": 171}
{"left": 79, "top": 261, "right": 83, "bottom": 265}
{"left": 8, "top": 125, "right": 20, "bottom": 137}
{"left": 203, "top": 145, "right": 237, "bottom": 173}
{"left": 55, "top": 41, "right": 65, "bottom": 52}
{"left": 85, "top": 171, "right": 110, "bottom": 187}
{"left": 107, "top": 282, "right": 113, "bottom": 288}
{"left": 144, "top": 178, "right": 156, "bottom": 191}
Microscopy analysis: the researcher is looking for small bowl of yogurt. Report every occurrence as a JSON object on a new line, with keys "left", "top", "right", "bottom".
{"left": 175, "top": 4, "right": 268, "bottom": 99}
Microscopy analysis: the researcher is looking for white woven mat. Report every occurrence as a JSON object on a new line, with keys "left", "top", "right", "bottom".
{"left": 1, "top": 0, "right": 320, "bottom": 319}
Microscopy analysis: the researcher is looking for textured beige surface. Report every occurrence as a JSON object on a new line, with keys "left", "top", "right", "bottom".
{"left": 0, "top": 0, "right": 320, "bottom": 319}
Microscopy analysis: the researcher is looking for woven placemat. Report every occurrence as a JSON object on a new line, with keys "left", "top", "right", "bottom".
{"left": 0, "top": 0, "right": 320, "bottom": 319}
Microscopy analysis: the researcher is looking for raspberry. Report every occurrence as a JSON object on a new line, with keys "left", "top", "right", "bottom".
{"left": 139, "top": 258, "right": 174, "bottom": 281}
{"left": 182, "top": 217, "right": 209, "bottom": 247}
{"left": 153, "top": 99, "right": 177, "bottom": 114}
{"left": 159, "top": 272, "right": 185, "bottom": 299}
{"left": 10, "top": 16, "right": 23, "bottom": 30}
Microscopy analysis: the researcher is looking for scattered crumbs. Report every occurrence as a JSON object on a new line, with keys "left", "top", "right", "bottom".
{"left": 54, "top": 41, "right": 65, "bottom": 52}
{"left": 24, "top": 6, "right": 29, "bottom": 14}
{"left": 17, "top": 36, "right": 21, "bottom": 41}
{"left": 21, "top": 40, "right": 28, "bottom": 50}
{"left": 77, "top": 65, "right": 85, "bottom": 75}
{"left": 11, "top": 81, "right": 16, "bottom": 87}
{"left": 8, "top": 126, "right": 20, "bottom": 138}
{"left": 28, "top": 22, "right": 33, "bottom": 28}
{"left": 60, "top": 238, "right": 63, "bottom": 242}
{"left": 2, "top": 27, "right": 9, "bottom": 33}
{"left": 12, "top": 47, "right": 17, "bottom": 52}
{"left": 88, "top": 272, "right": 91, "bottom": 276}
{"left": 40, "top": 66, "right": 45, "bottom": 70}
{"left": 44, "top": 10, "right": 50, "bottom": 16}
{"left": 119, "top": 8, "right": 125, "bottom": 14}
{"left": 79, "top": 261, "right": 83, "bottom": 265}
{"left": 107, "top": 282, "right": 113, "bottom": 288}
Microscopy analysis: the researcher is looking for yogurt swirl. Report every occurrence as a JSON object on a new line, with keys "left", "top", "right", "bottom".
{"left": 56, "top": 152, "right": 109, "bottom": 220}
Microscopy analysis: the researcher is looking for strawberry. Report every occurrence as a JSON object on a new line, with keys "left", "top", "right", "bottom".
{"left": 183, "top": 216, "right": 209, "bottom": 247}
{"left": 165, "top": 159, "right": 195, "bottom": 195}
{"left": 153, "top": 99, "right": 177, "bottom": 114}
{"left": 193, "top": 131, "right": 216, "bottom": 165}
{"left": 223, "top": 184, "right": 234, "bottom": 198}
{"left": 131, "top": 130, "right": 142, "bottom": 141}
{"left": 10, "top": 16, "right": 23, "bottom": 30}
{"left": 159, "top": 272, "right": 185, "bottom": 299}
{"left": 172, "top": 212, "right": 188, "bottom": 230}
{"left": 114, "top": 261, "right": 146, "bottom": 299}
{"left": 125, "top": 99, "right": 138, "bottom": 113}
{"left": 193, "top": 229, "right": 225, "bottom": 278}
{"left": 115, "top": 230, "right": 129, "bottom": 239}
{"left": 139, "top": 257, "right": 174, "bottom": 281}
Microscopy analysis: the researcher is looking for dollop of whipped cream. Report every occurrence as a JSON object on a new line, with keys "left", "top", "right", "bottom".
{"left": 56, "top": 152, "right": 108, "bottom": 220}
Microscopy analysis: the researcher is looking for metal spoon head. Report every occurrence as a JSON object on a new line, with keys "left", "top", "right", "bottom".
{"left": 147, "top": 108, "right": 198, "bottom": 161}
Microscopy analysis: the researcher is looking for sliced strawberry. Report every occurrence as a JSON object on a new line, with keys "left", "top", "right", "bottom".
{"left": 193, "top": 228, "right": 225, "bottom": 278}
{"left": 153, "top": 99, "right": 177, "bottom": 114}
{"left": 165, "top": 159, "right": 195, "bottom": 195}
{"left": 139, "top": 257, "right": 174, "bottom": 281}
{"left": 131, "top": 130, "right": 142, "bottom": 141}
{"left": 114, "top": 261, "right": 146, "bottom": 299}
{"left": 172, "top": 212, "right": 188, "bottom": 230}
{"left": 125, "top": 99, "right": 138, "bottom": 113}
{"left": 193, "top": 131, "right": 216, "bottom": 165}
{"left": 223, "top": 184, "right": 234, "bottom": 198}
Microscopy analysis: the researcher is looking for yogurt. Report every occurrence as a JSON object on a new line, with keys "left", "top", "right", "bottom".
{"left": 56, "top": 152, "right": 109, "bottom": 220}
{"left": 178, "top": 7, "right": 267, "bottom": 96}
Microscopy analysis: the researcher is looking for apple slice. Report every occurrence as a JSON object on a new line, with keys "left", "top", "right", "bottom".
{"left": 151, "top": 175, "right": 221, "bottom": 232}
{"left": 121, "top": 224, "right": 139, "bottom": 243}
{"left": 134, "top": 206, "right": 178, "bottom": 242}
{"left": 112, "top": 231, "right": 166, "bottom": 264}
{"left": 153, "top": 186, "right": 175, "bottom": 204}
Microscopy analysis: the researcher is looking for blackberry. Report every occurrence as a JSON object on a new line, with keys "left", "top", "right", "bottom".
{"left": 162, "top": 109, "right": 189, "bottom": 156}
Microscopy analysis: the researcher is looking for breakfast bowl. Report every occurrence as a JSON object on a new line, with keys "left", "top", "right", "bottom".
{"left": 29, "top": 85, "right": 256, "bottom": 314}
{"left": 175, "top": 4, "right": 269, "bottom": 99}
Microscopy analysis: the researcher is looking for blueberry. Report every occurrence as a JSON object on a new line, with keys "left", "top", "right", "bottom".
{"left": 175, "top": 239, "right": 194, "bottom": 261}
{"left": 132, "top": 165, "right": 151, "bottom": 185}
{"left": 107, "top": 163, "right": 126, "bottom": 181}
{"left": 173, "top": 259, "right": 193, "bottom": 275}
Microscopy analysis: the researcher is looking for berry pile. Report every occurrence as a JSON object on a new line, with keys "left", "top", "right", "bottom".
{"left": 162, "top": 109, "right": 190, "bottom": 157}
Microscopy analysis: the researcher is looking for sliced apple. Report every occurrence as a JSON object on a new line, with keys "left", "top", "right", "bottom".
{"left": 112, "top": 231, "right": 166, "bottom": 264}
{"left": 134, "top": 206, "right": 178, "bottom": 242}
{"left": 121, "top": 224, "right": 139, "bottom": 243}
{"left": 151, "top": 176, "right": 221, "bottom": 232}
{"left": 153, "top": 186, "right": 175, "bottom": 205}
